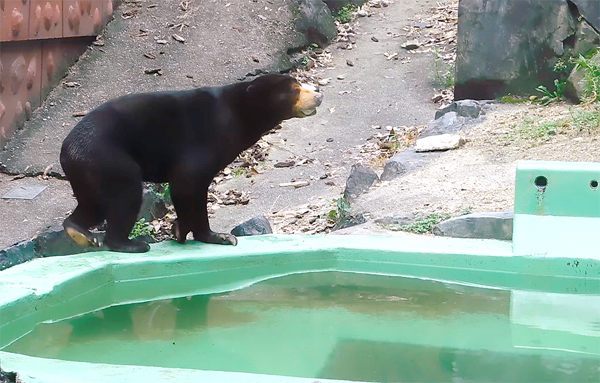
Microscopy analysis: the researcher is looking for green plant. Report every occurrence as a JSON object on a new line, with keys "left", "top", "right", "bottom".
{"left": 386, "top": 213, "right": 452, "bottom": 234}
{"left": 569, "top": 108, "right": 600, "bottom": 132}
{"left": 333, "top": 4, "right": 357, "bottom": 24}
{"left": 327, "top": 197, "right": 352, "bottom": 226}
{"left": 129, "top": 218, "right": 154, "bottom": 239}
{"left": 431, "top": 49, "right": 455, "bottom": 89}
{"left": 499, "top": 95, "right": 529, "bottom": 104}
{"left": 511, "top": 116, "right": 566, "bottom": 141}
{"left": 300, "top": 56, "right": 310, "bottom": 67}
{"left": 535, "top": 79, "right": 566, "bottom": 105}
{"left": 231, "top": 166, "right": 250, "bottom": 177}
{"left": 572, "top": 54, "right": 600, "bottom": 103}
{"left": 149, "top": 182, "right": 170, "bottom": 200}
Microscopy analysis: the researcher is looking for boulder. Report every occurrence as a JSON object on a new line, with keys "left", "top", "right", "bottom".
{"left": 323, "top": 0, "right": 367, "bottom": 10}
{"left": 565, "top": 48, "right": 600, "bottom": 103}
{"left": 33, "top": 224, "right": 90, "bottom": 257}
{"left": 231, "top": 215, "right": 273, "bottom": 236}
{"left": 343, "top": 164, "right": 379, "bottom": 202}
{"left": 419, "top": 112, "right": 467, "bottom": 138}
{"left": 432, "top": 211, "right": 513, "bottom": 240}
{"left": 0, "top": 240, "right": 36, "bottom": 271}
{"left": 138, "top": 189, "right": 169, "bottom": 222}
{"left": 455, "top": 0, "right": 600, "bottom": 100}
{"left": 296, "top": 0, "right": 338, "bottom": 46}
{"left": 415, "top": 134, "right": 466, "bottom": 152}
{"left": 380, "top": 156, "right": 408, "bottom": 181}
{"left": 434, "top": 100, "right": 487, "bottom": 120}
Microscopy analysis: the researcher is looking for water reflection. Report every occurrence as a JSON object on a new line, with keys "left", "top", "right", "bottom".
{"left": 4, "top": 272, "right": 599, "bottom": 382}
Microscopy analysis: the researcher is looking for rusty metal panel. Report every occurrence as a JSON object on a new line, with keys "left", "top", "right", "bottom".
{"left": 41, "top": 38, "right": 89, "bottom": 99}
{"left": 0, "top": 0, "right": 117, "bottom": 148}
{"left": 63, "top": 0, "right": 107, "bottom": 38}
{"left": 0, "top": 40, "right": 42, "bottom": 147}
{"left": 1, "top": 0, "right": 32, "bottom": 42}
{"left": 29, "top": 0, "right": 62, "bottom": 39}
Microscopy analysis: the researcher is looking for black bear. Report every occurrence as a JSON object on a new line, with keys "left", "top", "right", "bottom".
{"left": 60, "top": 74, "right": 323, "bottom": 253}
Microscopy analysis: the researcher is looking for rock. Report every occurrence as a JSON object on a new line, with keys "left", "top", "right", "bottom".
{"left": 570, "top": 0, "right": 600, "bottom": 31}
{"left": 323, "top": 0, "right": 367, "bottom": 10}
{"left": 0, "top": 367, "right": 19, "bottom": 383}
{"left": 419, "top": 112, "right": 466, "bottom": 138}
{"left": 231, "top": 215, "right": 273, "bottom": 236}
{"left": 33, "top": 224, "right": 90, "bottom": 257}
{"left": 138, "top": 189, "right": 169, "bottom": 222}
{"left": 413, "top": 22, "right": 433, "bottom": 29}
{"left": 432, "top": 211, "right": 513, "bottom": 240}
{"left": 374, "top": 214, "right": 415, "bottom": 226}
{"left": 0, "top": 240, "right": 36, "bottom": 271}
{"left": 380, "top": 155, "right": 408, "bottom": 181}
{"left": 343, "top": 164, "right": 379, "bottom": 202}
{"left": 295, "top": 0, "right": 338, "bottom": 47}
{"left": 336, "top": 213, "right": 367, "bottom": 230}
{"left": 434, "top": 100, "right": 486, "bottom": 120}
{"left": 565, "top": 50, "right": 600, "bottom": 103}
{"left": 401, "top": 40, "right": 420, "bottom": 50}
{"left": 455, "top": 0, "right": 600, "bottom": 100}
{"left": 415, "top": 134, "right": 466, "bottom": 152}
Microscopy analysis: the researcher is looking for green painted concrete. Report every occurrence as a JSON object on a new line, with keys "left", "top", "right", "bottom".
{"left": 513, "top": 161, "right": 600, "bottom": 256}
{"left": 514, "top": 161, "right": 600, "bottom": 218}
{"left": 0, "top": 160, "right": 599, "bottom": 383}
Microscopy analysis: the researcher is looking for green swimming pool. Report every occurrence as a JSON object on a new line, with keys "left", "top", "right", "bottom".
{"left": 0, "top": 161, "right": 598, "bottom": 383}
{"left": 4, "top": 272, "right": 599, "bottom": 382}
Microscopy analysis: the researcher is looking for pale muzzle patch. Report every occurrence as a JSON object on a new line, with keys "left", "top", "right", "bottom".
{"left": 293, "top": 83, "right": 324, "bottom": 117}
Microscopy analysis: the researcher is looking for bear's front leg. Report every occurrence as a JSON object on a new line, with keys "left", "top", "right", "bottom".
{"left": 170, "top": 177, "right": 237, "bottom": 246}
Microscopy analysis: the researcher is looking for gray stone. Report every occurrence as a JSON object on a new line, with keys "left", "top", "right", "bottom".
{"left": 138, "top": 189, "right": 169, "bottom": 222}
{"left": 380, "top": 156, "right": 408, "bottom": 181}
{"left": 571, "top": 0, "right": 600, "bottom": 31}
{"left": 296, "top": 0, "right": 338, "bottom": 47}
{"left": 565, "top": 40, "right": 600, "bottom": 103}
{"left": 33, "top": 224, "right": 90, "bottom": 257}
{"left": 343, "top": 164, "right": 379, "bottom": 201}
{"left": 323, "top": 0, "right": 367, "bottom": 10}
{"left": 335, "top": 213, "right": 367, "bottom": 230}
{"left": 455, "top": 0, "right": 600, "bottom": 100}
{"left": 432, "top": 211, "right": 513, "bottom": 240}
{"left": 231, "top": 215, "right": 273, "bottom": 236}
{"left": 0, "top": 240, "right": 37, "bottom": 271}
{"left": 374, "top": 214, "right": 415, "bottom": 226}
{"left": 415, "top": 134, "right": 466, "bottom": 152}
{"left": 434, "top": 100, "right": 486, "bottom": 120}
{"left": 419, "top": 112, "right": 466, "bottom": 138}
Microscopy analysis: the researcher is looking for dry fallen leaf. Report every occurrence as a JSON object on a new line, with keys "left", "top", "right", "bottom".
{"left": 172, "top": 34, "right": 185, "bottom": 43}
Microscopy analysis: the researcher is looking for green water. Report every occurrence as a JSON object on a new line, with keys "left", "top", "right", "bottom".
{"left": 5, "top": 272, "right": 600, "bottom": 382}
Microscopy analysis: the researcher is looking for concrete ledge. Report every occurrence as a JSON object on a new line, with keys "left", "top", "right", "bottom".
{"left": 0, "top": 233, "right": 599, "bottom": 383}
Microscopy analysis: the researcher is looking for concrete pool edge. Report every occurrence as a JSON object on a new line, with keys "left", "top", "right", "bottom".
{"left": 1, "top": 233, "right": 599, "bottom": 383}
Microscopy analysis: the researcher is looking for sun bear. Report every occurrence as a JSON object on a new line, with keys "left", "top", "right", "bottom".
{"left": 60, "top": 74, "right": 323, "bottom": 253}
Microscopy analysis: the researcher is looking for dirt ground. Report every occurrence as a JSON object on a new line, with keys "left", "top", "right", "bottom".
{"left": 352, "top": 102, "right": 600, "bottom": 222}
{"left": 1, "top": 0, "right": 599, "bottom": 248}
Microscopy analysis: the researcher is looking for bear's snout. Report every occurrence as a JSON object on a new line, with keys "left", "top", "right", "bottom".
{"left": 294, "top": 83, "right": 324, "bottom": 118}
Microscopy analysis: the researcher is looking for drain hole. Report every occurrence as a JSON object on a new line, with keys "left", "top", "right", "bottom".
{"left": 591, "top": 180, "right": 599, "bottom": 189}
{"left": 534, "top": 176, "right": 547, "bottom": 191}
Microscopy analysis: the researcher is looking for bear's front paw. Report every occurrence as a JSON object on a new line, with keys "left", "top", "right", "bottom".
{"left": 195, "top": 231, "right": 238, "bottom": 246}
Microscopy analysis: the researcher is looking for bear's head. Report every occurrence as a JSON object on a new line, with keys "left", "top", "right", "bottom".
{"left": 245, "top": 74, "right": 323, "bottom": 121}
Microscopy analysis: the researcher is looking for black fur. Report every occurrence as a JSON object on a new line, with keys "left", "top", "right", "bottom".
{"left": 60, "top": 74, "right": 322, "bottom": 252}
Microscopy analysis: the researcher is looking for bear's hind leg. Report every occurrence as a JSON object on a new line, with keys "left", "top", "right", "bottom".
{"left": 102, "top": 160, "right": 150, "bottom": 253}
{"left": 64, "top": 205, "right": 104, "bottom": 247}
{"left": 63, "top": 171, "right": 106, "bottom": 248}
